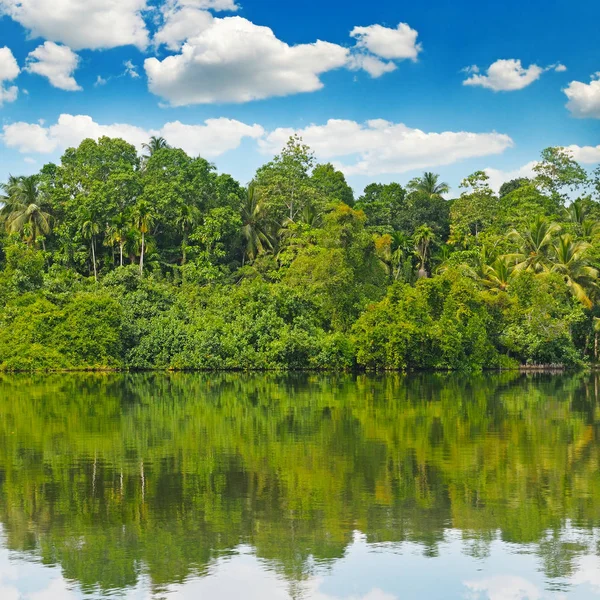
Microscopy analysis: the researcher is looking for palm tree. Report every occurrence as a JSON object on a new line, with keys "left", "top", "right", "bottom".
{"left": 175, "top": 203, "right": 201, "bottom": 265}
{"left": 412, "top": 172, "right": 450, "bottom": 199}
{"left": 1, "top": 175, "right": 52, "bottom": 248}
{"left": 132, "top": 200, "right": 156, "bottom": 276}
{"left": 482, "top": 257, "right": 514, "bottom": 292}
{"left": 241, "top": 185, "right": 272, "bottom": 263}
{"left": 106, "top": 213, "right": 130, "bottom": 267}
{"left": 81, "top": 212, "right": 101, "bottom": 282}
{"left": 507, "top": 216, "right": 561, "bottom": 273}
{"left": 551, "top": 234, "right": 598, "bottom": 308}
{"left": 414, "top": 225, "right": 435, "bottom": 278}
{"left": 142, "top": 136, "right": 170, "bottom": 160}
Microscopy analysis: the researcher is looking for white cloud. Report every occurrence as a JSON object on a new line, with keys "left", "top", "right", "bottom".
{"left": 123, "top": 60, "right": 140, "bottom": 79}
{"left": 145, "top": 16, "right": 351, "bottom": 105}
{"left": 566, "top": 144, "right": 600, "bottom": 164}
{"left": 347, "top": 54, "right": 397, "bottom": 78}
{"left": 94, "top": 75, "right": 107, "bottom": 87}
{"left": 0, "top": 0, "right": 149, "bottom": 50}
{"left": 564, "top": 73, "right": 600, "bottom": 119}
{"left": 177, "top": 0, "right": 238, "bottom": 9}
{"left": 350, "top": 23, "right": 421, "bottom": 61}
{"left": 463, "top": 59, "right": 545, "bottom": 91}
{"left": 485, "top": 161, "right": 538, "bottom": 193}
{"left": 154, "top": 5, "right": 214, "bottom": 50}
{"left": 554, "top": 63, "right": 567, "bottom": 72}
{"left": 25, "top": 42, "right": 81, "bottom": 91}
{"left": 0, "top": 46, "right": 19, "bottom": 81}
{"left": 0, "top": 46, "right": 19, "bottom": 106}
{"left": 1, "top": 114, "right": 264, "bottom": 158}
{"left": 464, "top": 576, "right": 542, "bottom": 600}
{"left": 260, "top": 119, "right": 513, "bottom": 176}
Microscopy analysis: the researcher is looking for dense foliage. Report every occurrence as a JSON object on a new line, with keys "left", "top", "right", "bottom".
{"left": 1, "top": 136, "right": 600, "bottom": 371}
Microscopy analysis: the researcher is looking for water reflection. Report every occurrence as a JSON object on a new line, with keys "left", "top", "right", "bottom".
{"left": 0, "top": 373, "right": 599, "bottom": 598}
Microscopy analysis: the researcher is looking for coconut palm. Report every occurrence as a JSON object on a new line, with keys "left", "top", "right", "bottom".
{"left": 106, "top": 213, "right": 130, "bottom": 267}
{"left": 411, "top": 172, "right": 450, "bottom": 199}
{"left": 482, "top": 256, "right": 514, "bottom": 292}
{"left": 81, "top": 212, "right": 101, "bottom": 282}
{"left": 175, "top": 203, "right": 201, "bottom": 265}
{"left": 507, "top": 216, "right": 561, "bottom": 273}
{"left": 414, "top": 225, "right": 435, "bottom": 278}
{"left": 1, "top": 175, "right": 52, "bottom": 248}
{"left": 241, "top": 185, "right": 272, "bottom": 263}
{"left": 551, "top": 234, "right": 598, "bottom": 308}
{"left": 132, "top": 200, "right": 156, "bottom": 276}
{"left": 142, "top": 136, "right": 170, "bottom": 159}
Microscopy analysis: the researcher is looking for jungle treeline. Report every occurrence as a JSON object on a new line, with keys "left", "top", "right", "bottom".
{"left": 1, "top": 135, "right": 600, "bottom": 371}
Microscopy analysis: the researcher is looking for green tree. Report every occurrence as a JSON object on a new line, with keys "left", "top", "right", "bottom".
{"left": 507, "top": 216, "right": 561, "bottom": 273}
{"left": 175, "top": 203, "right": 201, "bottom": 265}
{"left": 132, "top": 200, "right": 156, "bottom": 277}
{"left": 414, "top": 225, "right": 435, "bottom": 278}
{"left": 254, "top": 135, "right": 320, "bottom": 224}
{"left": 81, "top": 211, "right": 101, "bottom": 282}
{"left": 1, "top": 175, "right": 52, "bottom": 249}
{"left": 311, "top": 163, "right": 354, "bottom": 205}
{"left": 408, "top": 172, "right": 450, "bottom": 199}
{"left": 533, "top": 147, "right": 589, "bottom": 200}
{"left": 551, "top": 234, "right": 598, "bottom": 308}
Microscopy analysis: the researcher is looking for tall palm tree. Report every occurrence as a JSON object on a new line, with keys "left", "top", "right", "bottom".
{"left": 1, "top": 175, "right": 52, "bottom": 248}
{"left": 551, "top": 234, "right": 598, "bottom": 308}
{"left": 507, "top": 216, "right": 561, "bottom": 273}
{"left": 241, "top": 185, "right": 272, "bottom": 264}
{"left": 414, "top": 225, "right": 435, "bottom": 278}
{"left": 142, "top": 136, "right": 170, "bottom": 160}
{"left": 412, "top": 172, "right": 450, "bottom": 199}
{"left": 81, "top": 212, "right": 101, "bottom": 282}
{"left": 106, "top": 213, "right": 130, "bottom": 267}
{"left": 132, "top": 200, "right": 156, "bottom": 276}
{"left": 175, "top": 203, "right": 201, "bottom": 265}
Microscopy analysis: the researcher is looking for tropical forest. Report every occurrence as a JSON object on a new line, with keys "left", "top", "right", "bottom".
{"left": 1, "top": 136, "right": 599, "bottom": 372}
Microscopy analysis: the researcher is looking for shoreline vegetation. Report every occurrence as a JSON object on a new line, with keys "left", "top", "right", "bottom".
{"left": 1, "top": 136, "right": 600, "bottom": 373}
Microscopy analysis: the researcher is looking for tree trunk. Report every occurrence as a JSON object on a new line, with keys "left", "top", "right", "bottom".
{"left": 91, "top": 237, "right": 97, "bottom": 282}
{"left": 182, "top": 230, "right": 188, "bottom": 265}
{"left": 119, "top": 242, "right": 124, "bottom": 267}
{"left": 140, "top": 232, "right": 145, "bottom": 276}
{"left": 595, "top": 333, "right": 598, "bottom": 362}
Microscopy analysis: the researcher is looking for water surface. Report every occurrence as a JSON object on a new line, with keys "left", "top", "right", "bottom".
{"left": 0, "top": 373, "right": 599, "bottom": 599}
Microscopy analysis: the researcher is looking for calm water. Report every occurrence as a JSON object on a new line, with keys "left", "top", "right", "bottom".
{"left": 0, "top": 373, "right": 600, "bottom": 599}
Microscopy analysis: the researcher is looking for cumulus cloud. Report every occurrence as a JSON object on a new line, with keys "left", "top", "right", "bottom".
{"left": 154, "top": 5, "right": 214, "bottom": 50}
{"left": 25, "top": 42, "right": 81, "bottom": 91}
{"left": 463, "top": 59, "right": 546, "bottom": 91}
{"left": 347, "top": 54, "right": 397, "bottom": 78}
{"left": 484, "top": 161, "right": 538, "bottom": 193}
{"left": 145, "top": 16, "right": 351, "bottom": 105}
{"left": 2, "top": 114, "right": 264, "bottom": 158}
{"left": 350, "top": 23, "right": 421, "bottom": 61}
{"left": 259, "top": 119, "right": 513, "bottom": 176}
{"left": 566, "top": 143, "right": 600, "bottom": 164}
{"left": 0, "top": 46, "right": 19, "bottom": 106}
{"left": 564, "top": 73, "right": 600, "bottom": 118}
{"left": 0, "top": 0, "right": 149, "bottom": 50}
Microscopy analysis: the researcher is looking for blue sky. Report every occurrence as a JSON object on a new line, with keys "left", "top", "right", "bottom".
{"left": 0, "top": 0, "right": 599, "bottom": 195}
